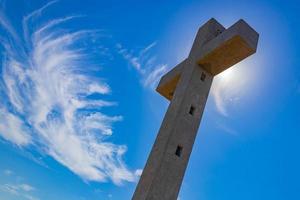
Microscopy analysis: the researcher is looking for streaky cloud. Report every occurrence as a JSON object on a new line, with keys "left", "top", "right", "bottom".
{"left": 116, "top": 42, "right": 168, "bottom": 88}
{"left": 0, "top": 107, "right": 31, "bottom": 146}
{"left": 0, "top": 2, "right": 136, "bottom": 184}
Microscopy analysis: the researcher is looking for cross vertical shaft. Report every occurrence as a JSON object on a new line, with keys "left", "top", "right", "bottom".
{"left": 132, "top": 18, "right": 259, "bottom": 200}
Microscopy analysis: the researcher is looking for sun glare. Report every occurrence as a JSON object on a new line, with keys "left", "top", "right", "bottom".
{"left": 218, "top": 66, "right": 236, "bottom": 82}
{"left": 211, "top": 63, "right": 253, "bottom": 116}
{"left": 214, "top": 63, "right": 250, "bottom": 87}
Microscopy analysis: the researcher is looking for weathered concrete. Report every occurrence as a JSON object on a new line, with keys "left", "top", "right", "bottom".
{"left": 132, "top": 18, "right": 259, "bottom": 200}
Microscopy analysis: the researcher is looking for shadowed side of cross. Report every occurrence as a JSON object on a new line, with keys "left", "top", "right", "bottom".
{"left": 156, "top": 18, "right": 259, "bottom": 101}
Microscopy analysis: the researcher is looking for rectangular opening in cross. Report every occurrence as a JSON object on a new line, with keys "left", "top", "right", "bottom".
{"left": 175, "top": 146, "right": 183, "bottom": 157}
{"left": 189, "top": 105, "right": 195, "bottom": 115}
{"left": 201, "top": 72, "right": 206, "bottom": 81}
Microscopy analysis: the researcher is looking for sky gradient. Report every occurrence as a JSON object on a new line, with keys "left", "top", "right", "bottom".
{"left": 0, "top": 0, "right": 299, "bottom": 200}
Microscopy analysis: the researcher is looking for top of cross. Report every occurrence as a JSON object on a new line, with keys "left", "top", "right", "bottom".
{"left": 156, "top": 18, "right": 259, "bottom": 100}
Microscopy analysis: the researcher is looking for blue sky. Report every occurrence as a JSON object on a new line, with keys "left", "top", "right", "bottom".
{"left": 0, "top": 0, "right": 299, "bottom": 199}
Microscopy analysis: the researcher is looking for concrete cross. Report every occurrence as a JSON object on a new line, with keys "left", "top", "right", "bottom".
{"left": 132, "top": 18, "right": 259, "bottom": 200}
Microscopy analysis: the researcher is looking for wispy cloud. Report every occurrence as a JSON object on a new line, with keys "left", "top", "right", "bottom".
{"left": 216, "top": 122, "right": 238, "bottom": 136}
{"left": 0, "top": 107, "right": 31, "bottom": 146}
{"left": 19, "top": 184, "right": 35, "bottom": 192}
{"left": 3, "top": 169, "right": 13, "bottom": 176}
{"left": 0, "top": 2, "right": 136, "bottom": 184}
{"left": 116, "top": 42, "right": 168, "bottom": 88}
{"left": 22, "top": 0, "right": 58, "bottom": 44}
{"left": 134, "top": 169, "right": 143, "bottom": 177}
{"left": 116, "top": 43, "right": 145, "bottom": 73}
{"left": 0, "top": 183, "right": 38, "bottom": 200}
{"left": 0, "top": 3, "right": 18, "bottom": 41}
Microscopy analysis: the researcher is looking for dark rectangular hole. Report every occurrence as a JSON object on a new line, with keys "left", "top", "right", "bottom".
{"left": 215, "top": 29, "right": 223, "bottom": 36}
{"left": 189, "top": 105, "right": 195, "bottom": 115}
{"left": 175, "top": 145, "right": 183, "bottom": 157}
{"left": 201, "top": 72, "right": 206, "bottom": 81}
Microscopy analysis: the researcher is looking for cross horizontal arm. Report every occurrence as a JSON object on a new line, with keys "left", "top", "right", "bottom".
{"left": 156, "top": 59, "right": 187, "bottom": 100}
{"left": 195, "top": 19, "right": 259, "bottom": 75}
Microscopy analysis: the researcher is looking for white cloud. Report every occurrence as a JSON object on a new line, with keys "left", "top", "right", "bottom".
{"left": 217, "top": 122, "right": 238, "bottom": 136}
{"left": 3, "top": 169, "right": 13, "bottom": 176}
{"left": 134, "top": 169, "right": 143, "bottom": 177}
{"left": 0, "top": 183, "right": 37, "bottom": 200}
{"left": 0, "top": 3, "right": 136, "bottom": 184}
{"left": 0, "top": 107, "right": 31, "bottom": 146}
{"left": 19, "top": 184, "right": 35, "bottom": 192}
{"left": 144, "top": 64, "right": 168, "bottom": 88}
{"left": 0, "top": 171, "right": 38, "bottom": 200}
{"left": 24, "top": 195, "right": 39, "bottom": 200}
{"left": 116, "top": 43, "right": 144, "bottom": 73}
{"left": 0, "top": 184, "right": 19, "bottom": 195}
{"left": 141, "top": 42, "right": 157, "bottom": 54}
{"left": 116, "top": 42, "right": 168, "bottom": 88}
{"left": 0, "top": 3, "right": 18, "bottom": 41}
{"left": 22, "top": 0, "right": 58, "bottom": 43}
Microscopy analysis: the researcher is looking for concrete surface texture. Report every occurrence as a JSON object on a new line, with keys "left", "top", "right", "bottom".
{"left": 132, "top": 18, "right": 259, "bottom": 200}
